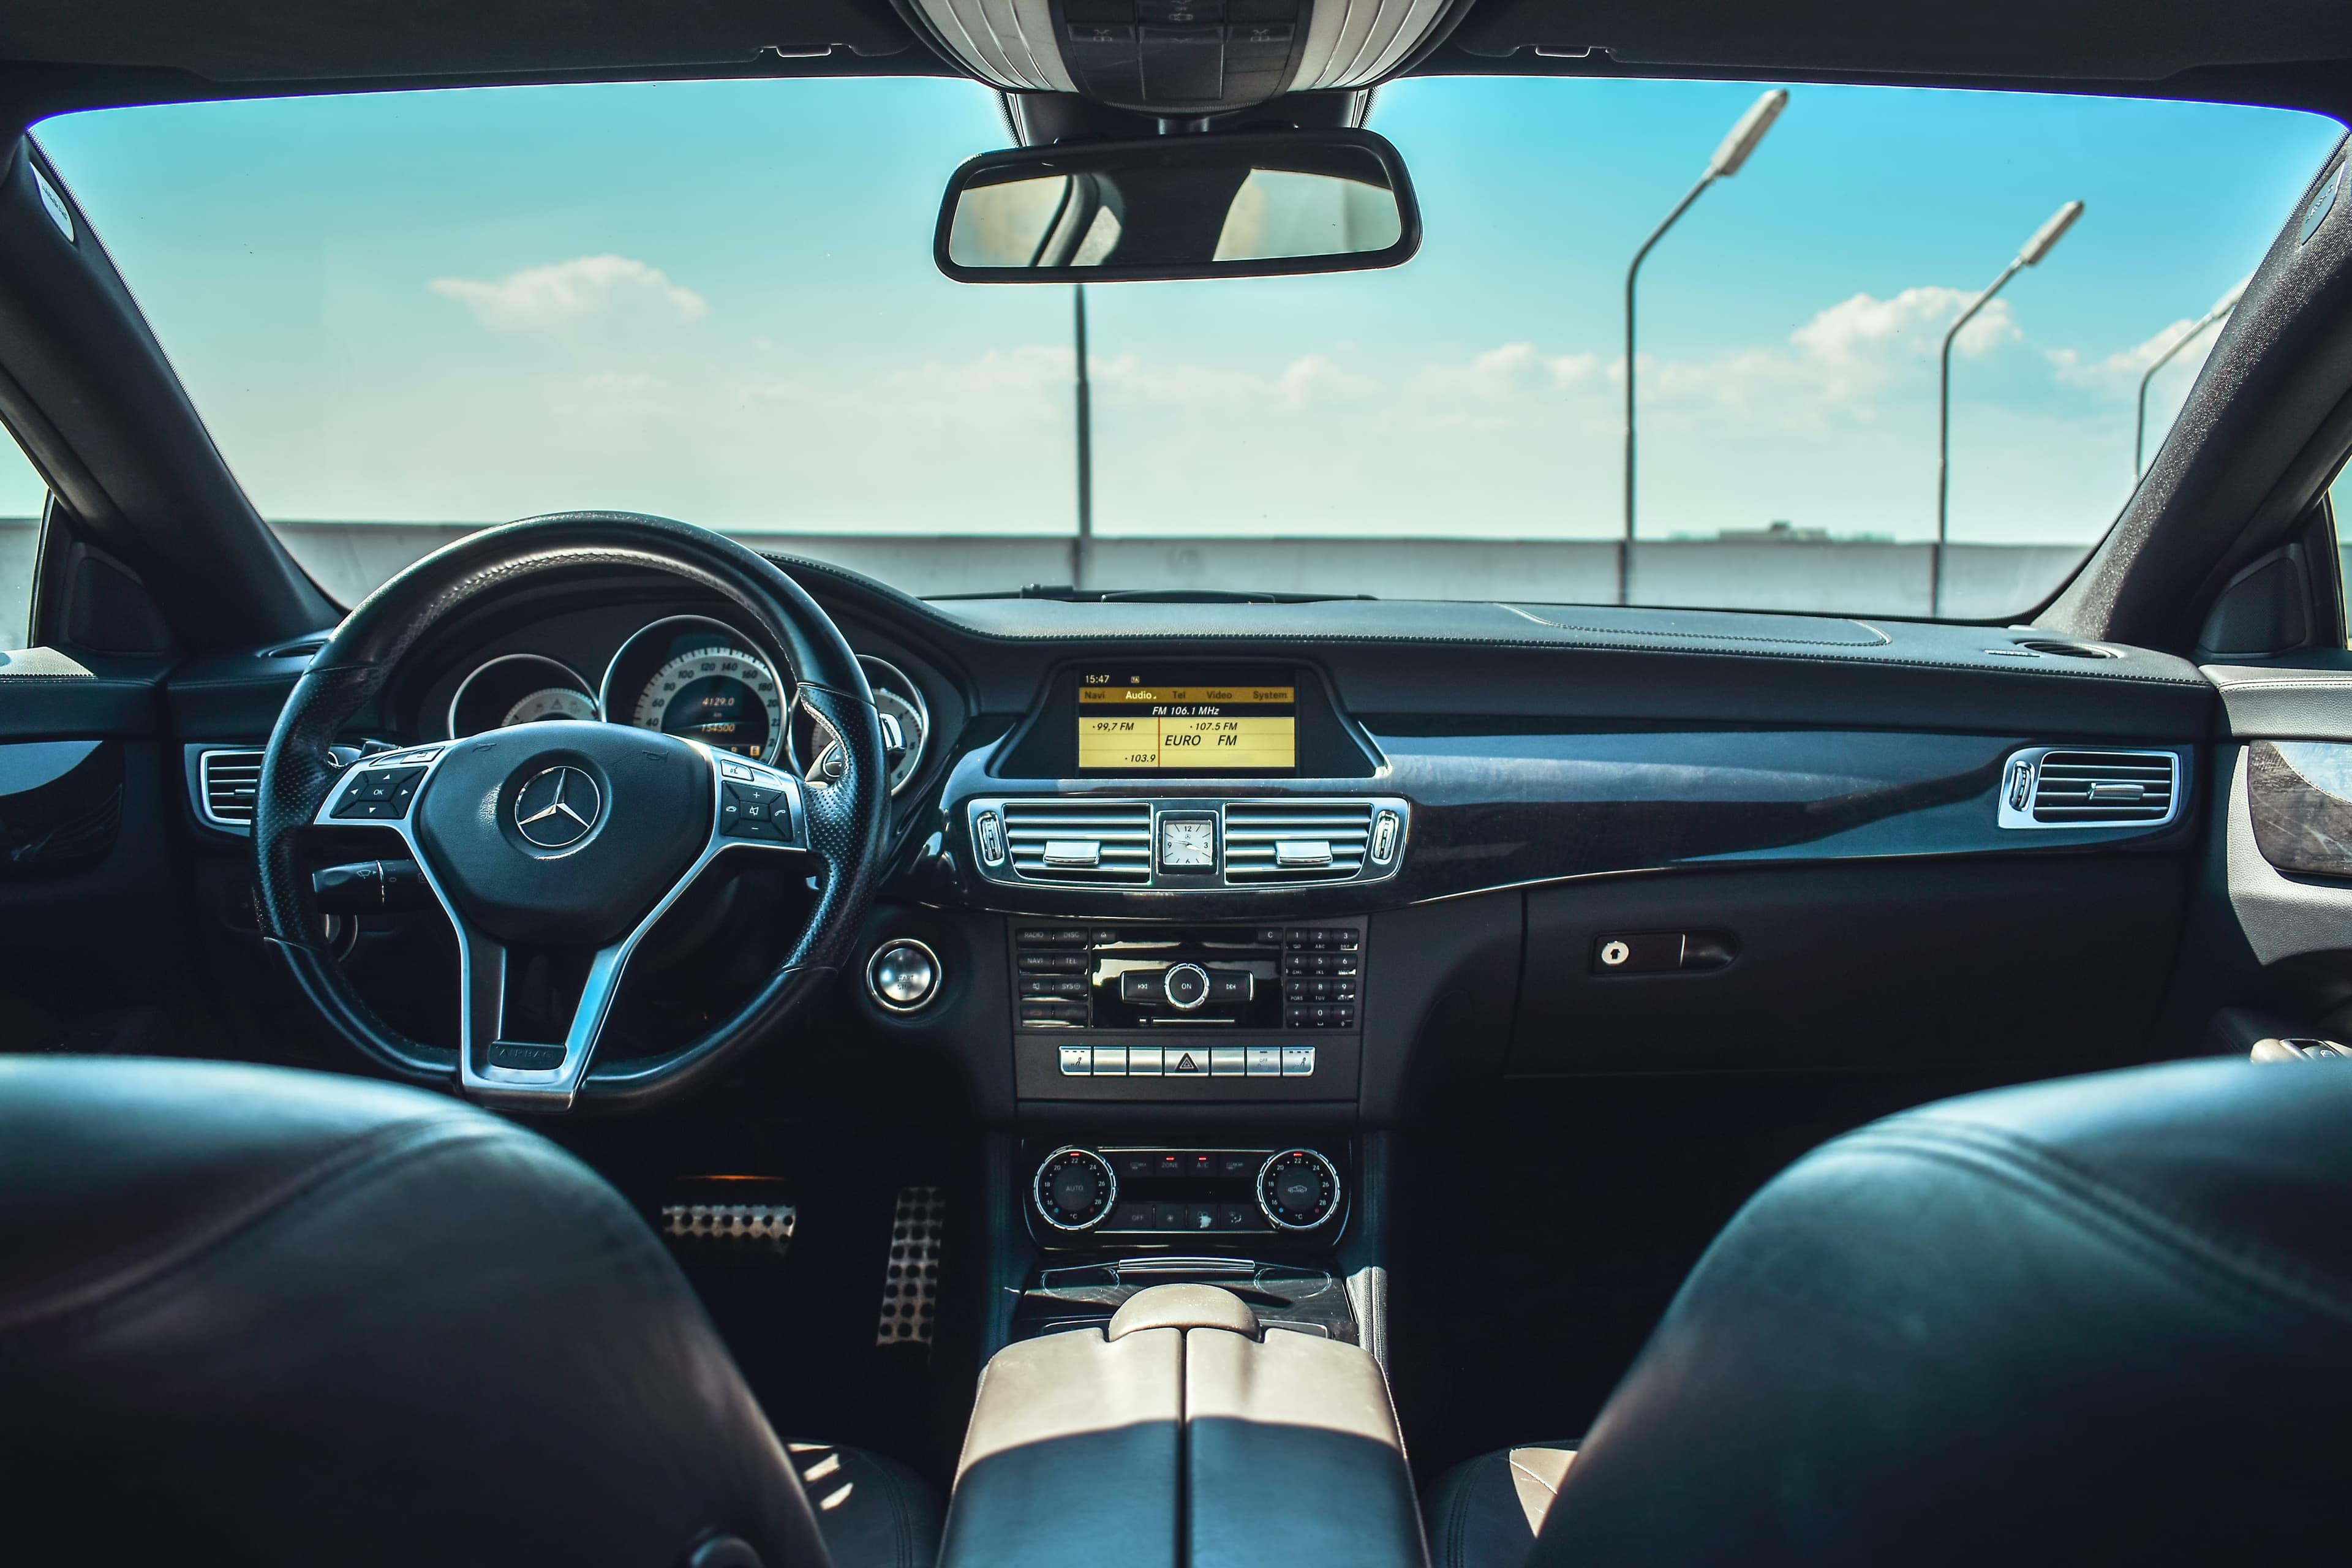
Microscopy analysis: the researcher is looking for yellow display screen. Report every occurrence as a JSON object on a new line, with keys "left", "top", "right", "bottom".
{"left": 1077, "top": 673, "right": 1297, "bottom": 772}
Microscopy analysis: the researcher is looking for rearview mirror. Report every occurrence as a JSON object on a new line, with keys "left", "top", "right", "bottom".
{"left": 936, "top": 129, "right": 1420, "bottom": 284}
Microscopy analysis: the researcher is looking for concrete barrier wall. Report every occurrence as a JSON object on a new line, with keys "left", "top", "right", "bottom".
{"left": 262, "top": 522, "right": 2094, "bottom": 624}
{"left": 0, "top": 515, "right": 2284, "bottom": 652}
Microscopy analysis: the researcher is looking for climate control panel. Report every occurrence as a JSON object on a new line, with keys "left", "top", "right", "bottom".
{"left": 1026, "top": 1142, "right": 1346, "bottom": 1242}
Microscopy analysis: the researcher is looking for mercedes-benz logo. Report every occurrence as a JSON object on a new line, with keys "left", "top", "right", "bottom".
{"left": 511, "top": 764, "right": 602, "bottom": 850}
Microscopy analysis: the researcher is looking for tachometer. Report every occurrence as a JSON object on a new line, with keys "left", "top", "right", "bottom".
{"left": 629, "top": 644, "right": 786, "bottom": 759}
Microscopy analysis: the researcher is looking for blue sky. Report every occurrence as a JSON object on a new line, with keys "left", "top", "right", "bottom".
{"left": 6, "top": 74, "right": 2345, "bottom": 557}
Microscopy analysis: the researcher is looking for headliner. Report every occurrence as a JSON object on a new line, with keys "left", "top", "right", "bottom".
{"left": 1, "top": 0, "right": 2348, "bottom": 124}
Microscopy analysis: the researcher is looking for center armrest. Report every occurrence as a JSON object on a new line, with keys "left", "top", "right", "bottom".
{"left": 940, "top": 1284, "right": 1427, "bottom": 1568}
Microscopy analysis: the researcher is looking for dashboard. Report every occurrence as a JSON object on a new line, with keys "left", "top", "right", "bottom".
{"left": 167, "top": 551, "right": 2218, "bottom": 1116}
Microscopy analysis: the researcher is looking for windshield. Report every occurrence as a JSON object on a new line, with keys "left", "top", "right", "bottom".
{"left": 30, "top": 77, "right": 2345, "bottom": 618}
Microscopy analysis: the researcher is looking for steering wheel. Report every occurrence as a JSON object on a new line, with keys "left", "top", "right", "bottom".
{"left": 251, "top": 513, "right": 888, "bottom": 1112}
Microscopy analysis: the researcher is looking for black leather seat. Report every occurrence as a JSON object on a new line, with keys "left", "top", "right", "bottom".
{"left": 1426, "top": 1059, "right": 2352, "bottom": 1567}
{"left": 0, "top": 1057, "right": 940, "bottom": 1568}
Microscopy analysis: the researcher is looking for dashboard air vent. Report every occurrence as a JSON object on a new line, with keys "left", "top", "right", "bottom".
{"left": 1001, "top": 799, "right": 1153, "bottom": 883}
{"left": 197, "top": 748, "right": 265, "bottom": 829}
{"left": 1223, "top": 800, "right": 1374, "bottom": 882}
{"left": 1999, "top": 747, "right": 2180, "bottom": 830}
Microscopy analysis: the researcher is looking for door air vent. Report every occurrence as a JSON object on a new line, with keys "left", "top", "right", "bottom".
{"left": 197, "top": 748, "right": 265, "bottom": 830}
{"left": 1998, "top": 747, "right": 2181, "bottom": 830}
{"left": 1001, "top": 799, "right": 1154, "bottom": 883}
{"left": 1223, "top": 800, "right": 1374, "bottom": 883}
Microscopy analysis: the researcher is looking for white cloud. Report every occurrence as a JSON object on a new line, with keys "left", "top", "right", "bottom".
{"left": 2048, "top": 317, "right": 2210, "bottom": 394}
{"left": 429, "top": 254, "right": 709, "bottom": 334}
{"left": 1792, "top": 286, "right": 2017, "bottom": 366}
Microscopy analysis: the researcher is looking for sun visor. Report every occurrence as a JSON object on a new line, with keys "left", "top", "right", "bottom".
{"left": 902, "top": 0, "right": 1467, "bottom": 114}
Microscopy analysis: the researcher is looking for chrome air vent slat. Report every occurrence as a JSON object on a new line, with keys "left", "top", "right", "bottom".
{"left": 1997, "top": 747, "right": 2182, "bottom": 831}
{"left": 1001, "top": 799, "right": 1155, "bottom": 884}
{"left": 1223, "top": 801, "right": 1374, "bottom": 882}
{"left": 968, "top": 796, "right": 1408, "bottom": 890}
{"left": 197, "top": 748, "right": 265, "bottom": 831}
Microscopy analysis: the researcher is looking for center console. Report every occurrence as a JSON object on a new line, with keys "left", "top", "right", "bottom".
{"left": 1008, "top": 918, "right": 1370, "bottom": 1099}
{"left": 938, "top": 1283, "right": 1426, "bottom": 1568}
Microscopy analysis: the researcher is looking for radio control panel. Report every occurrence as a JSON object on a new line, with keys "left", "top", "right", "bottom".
{"left": 1010, "top": 918, "right": 1368, "bottom": 1101}
{"left": 1013, "top": 921, "right": 1362, "bottom": 1033}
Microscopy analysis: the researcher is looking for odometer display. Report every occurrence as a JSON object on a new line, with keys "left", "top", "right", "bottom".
{"left": 630, "top": 645, "right": 785, "bottom": 759}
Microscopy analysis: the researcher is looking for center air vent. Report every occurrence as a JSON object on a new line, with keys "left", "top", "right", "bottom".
{"left": 970, "top": 796, "right": 1409, "bottom": 890}
{"left": 1001, "top": 799, "right": 1154, "bottom": 883}
{"left": 1223, "top": 801, "right": 1374, "bottom": 882}
{"left": 1998, "top": 747, "right": 2181, "bottom": 830}
{"left": 196, "top": 748, "right": 265, "bottom": 831}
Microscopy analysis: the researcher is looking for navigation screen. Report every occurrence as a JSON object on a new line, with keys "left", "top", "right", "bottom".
{"left": 1077, "top": 671, "right": 1297, "bottom": 772}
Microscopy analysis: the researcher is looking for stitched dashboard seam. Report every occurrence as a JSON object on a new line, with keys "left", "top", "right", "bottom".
{"left": 1501, "top": 603, "right": 1894, "bottom": 647}
{"left": 1834, "top": 1120, "right": 2352, "bottom": 1330}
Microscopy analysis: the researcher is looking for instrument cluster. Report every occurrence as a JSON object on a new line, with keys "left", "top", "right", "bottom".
{"left": 442, "top": 614, "right": 929, "bottom": 793}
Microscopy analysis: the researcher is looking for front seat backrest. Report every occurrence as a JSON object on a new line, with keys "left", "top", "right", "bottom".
{"left": 1534, "top": 1058, "right": 2352, "bottom": 1564}
{"left": 0, "top": 1057, "right": 839, "bottom": 1568}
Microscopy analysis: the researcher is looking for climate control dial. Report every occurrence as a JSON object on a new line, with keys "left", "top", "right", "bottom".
{"left": 1257, "top": 1148, "right": 1342, "bottom": 1231}
{"left": 1033, "top": 1147, "right": 1117, "bottom": 1231}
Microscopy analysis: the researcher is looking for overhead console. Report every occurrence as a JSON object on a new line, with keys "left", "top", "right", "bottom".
{"left": 899, "top": 0, "right": 1468, "bottom": 116}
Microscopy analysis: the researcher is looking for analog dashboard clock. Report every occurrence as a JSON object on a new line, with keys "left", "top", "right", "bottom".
{"left": 1158, "top": 815, "right": 1217, "bottom": 872}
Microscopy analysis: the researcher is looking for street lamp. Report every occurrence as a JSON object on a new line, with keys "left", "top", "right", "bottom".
{"left": 2135, "top": 279, "right": 2247, "bottom": 477}
{"left": 1621, "top": 88, "right": 1789, "bottom": 605}
{"left": 1932, "top": 198, "right": 2084, "bottom": 616}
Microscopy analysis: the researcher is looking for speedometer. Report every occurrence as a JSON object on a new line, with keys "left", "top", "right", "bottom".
{"left": 628, "top": 644, "right": 785, "bottom": 759}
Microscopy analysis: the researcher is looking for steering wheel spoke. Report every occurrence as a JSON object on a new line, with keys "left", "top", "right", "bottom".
{"left": 312, "top": 739, "right": 812, "bottom": 1110}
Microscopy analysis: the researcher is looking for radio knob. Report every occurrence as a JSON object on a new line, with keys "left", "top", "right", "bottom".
{"left": 1257, "top": 1148, "right": 1342, "bottom": 1231}
{"left": 1163, "top": 962, "right": 1211, "bottom": 1011}
{"left": 1033, "top": 1147, "right": 1117, "bottom": 1231}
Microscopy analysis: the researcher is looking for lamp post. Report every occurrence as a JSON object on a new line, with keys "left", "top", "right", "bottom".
{"left": 1933, "top": 198, "right": 2084, "bottom": 616}
{"left": 2135, "top": 279, "right": 2247, "bottom": 477}
{"left": 1622, "top": 87, "right": 1789, "bottom": 605}
{"left": 1072, "top": 282, "right": 1093, "bottom": 589}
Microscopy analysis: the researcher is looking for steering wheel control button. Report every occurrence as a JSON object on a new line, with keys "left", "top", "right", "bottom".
{"left": 1258, "top": 1148, "right": 1342, "bottom": 1231}
{"left": 331, "top": 763, "right": 428, "bottom": 820}
{"left": 511, "top": 763, "right": 603, "bottom": 850}
{"left": 720, "top": 782, "right": 781, "bottom": 839}
{"left": 866, "top": 938, "right": 940, "bottom": 1012}
{"left": 1162, "top": 962, "right": 1212, "bottom": 1010}
{"left": 1033, "top": 1147, "right": 1116, "bottom": 1231}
